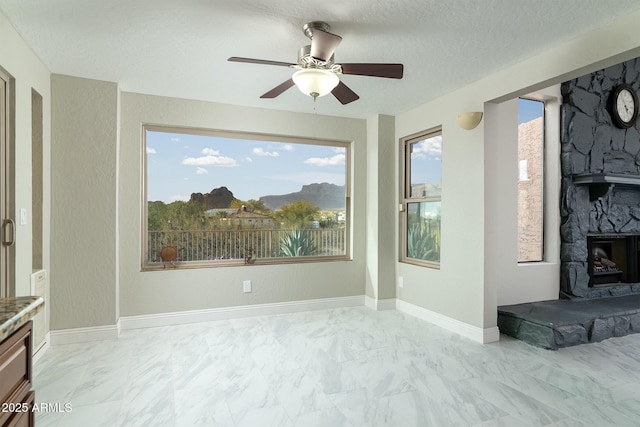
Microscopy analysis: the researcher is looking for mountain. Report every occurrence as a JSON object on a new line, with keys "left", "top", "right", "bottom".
{"left": 260, "top": 183, "right": 345, "bottom": 210}
{"left": 411, "top": 183, "right": 442, "bottom": 198}
{"left": 181, "top": 183, "right": 345, "bottom": 211}
{"left": 189, "top": 186, "right": 235, "bottom": 209}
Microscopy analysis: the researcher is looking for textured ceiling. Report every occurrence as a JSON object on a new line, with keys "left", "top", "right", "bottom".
{"left": 2, "top": 0, "right": 640, "bottom": 119}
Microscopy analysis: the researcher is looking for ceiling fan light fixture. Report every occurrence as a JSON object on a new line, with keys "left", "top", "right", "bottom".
{"left": 229, "top": 21, "right": 403, "bottom": 105}
{"left": 292, "top": 69, "right": 339, "bottom": 98}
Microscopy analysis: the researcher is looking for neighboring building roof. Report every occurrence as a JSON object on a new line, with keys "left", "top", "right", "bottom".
{"left": 230, "top": 205, "right": 272, "bottom": 219}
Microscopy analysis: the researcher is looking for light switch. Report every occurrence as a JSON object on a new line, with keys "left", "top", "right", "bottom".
{"left": 20, "top": 208, "right": 27, "bottom": 225}
{"left": 243, "top": 280, "right": 252, "bottom": 293}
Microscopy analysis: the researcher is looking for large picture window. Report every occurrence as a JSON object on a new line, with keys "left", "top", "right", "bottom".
{"left": 401, "top": 127, "right": 442, "bottom": 267}
{"left": 142, "top": 125, "right": 350, "bottom": 270}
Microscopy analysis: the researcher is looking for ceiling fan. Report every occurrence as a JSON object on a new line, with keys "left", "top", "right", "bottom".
{"left": 228, "top": 21, "right": 404, "bottom": 105}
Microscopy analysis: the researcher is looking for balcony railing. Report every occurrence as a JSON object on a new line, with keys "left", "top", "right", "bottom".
{"left": 147, "top": 228, "right": 346, "bottom": 263}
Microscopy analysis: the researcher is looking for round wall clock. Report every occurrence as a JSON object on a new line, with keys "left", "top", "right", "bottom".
{"left": 610, "top": 84, "right": 639, "bottom": 129}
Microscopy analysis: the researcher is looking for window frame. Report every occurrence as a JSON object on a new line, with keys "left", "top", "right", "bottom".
{"left": 400, "top": 126, "right": 442, "bottom": 269}
{"left": 141, "top": 124, "right": 351, "bottom": 271}
{"left": 0, "top": 67, "right": 15, "bottom": 297}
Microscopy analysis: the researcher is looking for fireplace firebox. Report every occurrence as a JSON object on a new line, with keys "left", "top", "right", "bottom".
{"left": 587, "top": 234, "right": 640, "bottom": 287}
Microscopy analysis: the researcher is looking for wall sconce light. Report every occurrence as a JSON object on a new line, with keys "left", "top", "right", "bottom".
{"left": 456, "top": 112, "right": 483, "bottom": 130}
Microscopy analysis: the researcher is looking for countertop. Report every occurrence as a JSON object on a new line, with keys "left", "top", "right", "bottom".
{"left": 0, "top": 296, "right": 44, "bottom": 342}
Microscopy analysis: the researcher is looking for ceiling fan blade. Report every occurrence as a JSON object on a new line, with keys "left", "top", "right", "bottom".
{"left": 310, "top": 28, "right": 342, "bottom": 62}
{"left": 228, "top": 57, "right": 296, "bottom": 68}
{"left": 332, "top": 81, "right": 360, "bottom": 105}
{"left": 340, "top": 63, "right": 404, "bottom": 79}
{"left": 260, "top": 79, "right": 295, "bottom": 99}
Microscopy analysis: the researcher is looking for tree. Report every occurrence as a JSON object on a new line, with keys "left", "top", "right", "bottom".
{"left": 274, "top": 200, "right": 319, "bottom": 229}
{"left": 147, "top": 201, "right": 167, "bottom": 231}
{"left": 158, "top": 200, "right": 205, "bottom": 230}
{"left": 318, "top": 211, "right": 340, "bottom": 228}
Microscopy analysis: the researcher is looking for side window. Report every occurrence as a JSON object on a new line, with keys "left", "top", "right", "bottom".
{"left": 401, "top": 128, "right": 442, "bottom": 268}
{"left": 143, "top": 126, "right": 350, "bottom": 270}
{"left": 517, "top": 98, "right": 545, "bottom": 262}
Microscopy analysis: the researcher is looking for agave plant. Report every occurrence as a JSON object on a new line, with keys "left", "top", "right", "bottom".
{"left": 280, "top": 229, "right": 317, "bottom": 257}
{"left": 407, "top": 222, "right": 439, "bottom": 262}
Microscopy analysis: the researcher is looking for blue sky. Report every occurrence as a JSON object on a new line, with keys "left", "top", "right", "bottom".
{"left": 147, "top": 103, "right": 533, "bottom": 204}
{"left": 146, "top": 130, "right": 347, "bottom": 203}
{"left": 518, "top": 98, "right": 545, "bottom": 124}
{"left": 410, "top": 134, "right": 442, "bottom": 188}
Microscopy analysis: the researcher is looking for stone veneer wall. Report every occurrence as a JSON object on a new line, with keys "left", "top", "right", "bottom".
{"left": 561, "top": 57, "right": 640, "bottom": 299}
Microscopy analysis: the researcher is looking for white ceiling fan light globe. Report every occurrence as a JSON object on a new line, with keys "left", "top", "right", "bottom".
{"left": 292, "top": 69, "right": 340, "bottom": 98}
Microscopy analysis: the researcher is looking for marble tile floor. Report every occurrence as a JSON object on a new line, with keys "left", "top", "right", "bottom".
{"left": 33, "top": 307, "right": 640, "bottom": 427}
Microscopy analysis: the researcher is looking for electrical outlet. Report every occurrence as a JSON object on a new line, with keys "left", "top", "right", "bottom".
{"left": 243, "top": 280, "right": 252, "bottom": 293}
{"left": 398, "top": 276, "right": 404, "bottom": 288}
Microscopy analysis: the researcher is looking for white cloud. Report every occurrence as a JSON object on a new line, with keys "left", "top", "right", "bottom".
{"left": 333, "top": 146, "right": 346, "bottom": 153}
{"left": 195, "top": 167, "right": 208, "bottom": 175}
{"left": 303, "top": 153, "right": 345, "bottom": 167}
{"left": 412, "top": 135, "right": 442, "bottom": 158}
{"left": 253, "top": 147, "right": 279, "bottom": 157}
{"left": 170, "top": 138, "right": 180, "bottom": 142}
{"left": 202, "top": 147, "right": 220, "bottom": 156}
{"left": 282, "top": 144, "right": 294, "bottom": 151}
{"left": 146, "top": 147, "right": 157, "bottom": 154}
{"left": 245, "top": 157, "right": 253, "bottom": 162}
{"left": 181, "top": 155, "right": 238, "bottom": 167}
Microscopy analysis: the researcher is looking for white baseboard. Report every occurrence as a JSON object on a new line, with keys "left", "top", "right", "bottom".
{"left": 50, "top": 324, "right": 119, "bottom": 345}
{"left": 377, "top": 298, "right": 397, "bottom": 311}
{"left": 46, "top": 296, "right": 500, "bottom": 346}
{"left": 47, "top": 296, "right": 363, "bottom": 344}
{"left": 483, "top": 326, "right": 501, "bottom": 343}
{"left": 119, "top": 295, "right": 365, "bottom": 331}
{"left": 396, "top": 299, "right": 499, "bottom": 344}
{"left": 32, "top": 332, "right": 50, "bottom": 364}
{"left": 364, "top": 295, "right": 397, "bottom": 311}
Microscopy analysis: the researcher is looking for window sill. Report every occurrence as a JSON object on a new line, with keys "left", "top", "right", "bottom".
{"left": 141, "top": 255, "right": 351, "bottom": 271}
{"left": 400, "top": 259, "right": 440, "bottom": 270}
{"left": 517, "top": 261, "right": 558, "bottom": 267}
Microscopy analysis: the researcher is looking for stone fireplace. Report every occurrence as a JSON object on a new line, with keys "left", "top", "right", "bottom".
{"left": 498, "top": 57, "right": 640, "bottom": 349}
{"left": 560, "top": 57, "right": 640, "bottom": 299}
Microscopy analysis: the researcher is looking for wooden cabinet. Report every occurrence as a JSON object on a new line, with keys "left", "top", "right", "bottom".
{"left": 4, "top": 392, "right": 34, "bottom": 427}
{"left": 0, "top": 322, "right": 34, "bottom": 427}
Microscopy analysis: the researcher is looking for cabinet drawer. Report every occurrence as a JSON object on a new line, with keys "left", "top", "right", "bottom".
{"left": 5, "top": 391, "right": 34, "bottom": 427}
{"left": 0, "top": 322, "right": 32, "bottom": 426}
